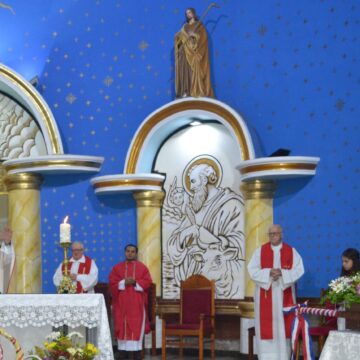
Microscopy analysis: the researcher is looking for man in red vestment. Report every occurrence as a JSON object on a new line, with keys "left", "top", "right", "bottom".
{"left": 109, "top": 244, "right": 152, "bottom": 360}
{"left": 53, "top": 241, "right": 98, "bottom": 293}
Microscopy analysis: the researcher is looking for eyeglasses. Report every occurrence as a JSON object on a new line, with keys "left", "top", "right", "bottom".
{"left": 72, "top": 249, "right": 84, "bottom": 252}
{"left": 268, "top": 232, "right": 281, "bottom": 237}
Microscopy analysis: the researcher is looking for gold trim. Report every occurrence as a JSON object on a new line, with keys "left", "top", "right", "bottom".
{"left": 4, "top": 173, "right": 43, "bottom": 191}
{"left": 240, "top": 162, "right": 316, "bottom": 175}
{"left": 126, "top": 100, "right": 251, "bottom": 173}
{"left": 4, "top": 159, "right": 101, "bottom": 172}
{"left": 157, "top": 300, "right": 253, "bottom": 316}
{"left": 133, "top": 190, "right": 165, "bottom": 208}
{"left": 241, "top": 180, "right": 276, "bottom": 200}
{"left": 0, "top": 66, "right": 61, "bottom": 154}
{"left": 238, "top": 300, "right": 255, "bottom": 318}
{"left": 94, "top": 179, "right": 164, "bottom": 189}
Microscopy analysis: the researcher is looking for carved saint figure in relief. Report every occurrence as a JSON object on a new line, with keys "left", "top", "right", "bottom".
{"left": 166, "top": 156, "right": 244, "bottom": 298}
{"left": 175, "top": 8, "right": 214, "bottom": 98}
{"left": 163, "top": 176, "right": 187, "bottom": 224}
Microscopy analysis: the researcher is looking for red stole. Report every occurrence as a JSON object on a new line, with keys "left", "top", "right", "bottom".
{"left": 260, "top": 242, "right": 295, "bottom": 340}
{"left": 61, "top": 256, "right": 92, "bottom": 293}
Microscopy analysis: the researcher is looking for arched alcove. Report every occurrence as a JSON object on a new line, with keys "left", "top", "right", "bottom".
{"left": 0, "top": 64, "right": 63, "bottom": 156}
{"left": 124, "top": 97, "right": 256, "bottom": 174}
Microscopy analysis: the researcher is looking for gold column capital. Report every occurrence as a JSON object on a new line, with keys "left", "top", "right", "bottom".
{"left": 133, "top": 190, "right": 165, "bottom": 208}
{"left": 241, "top": 180, "right": 276, "bottom": 200}
{"left": 4, "top": 172, "right": 43, "bottom": 191}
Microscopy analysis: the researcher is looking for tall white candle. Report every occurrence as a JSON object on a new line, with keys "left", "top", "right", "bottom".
{"left": 60, "top": 216, "right": 71, "bottom": 244}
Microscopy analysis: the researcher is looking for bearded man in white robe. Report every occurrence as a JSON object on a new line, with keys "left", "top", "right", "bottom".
{"left": 0, "top": 226, "right": 14, "bottom": 294}
{"left": 167, "top": 163, "right": 244, "bottom": 298}
{"left": 247, "top": 224, "right": 304, "bottom": 360}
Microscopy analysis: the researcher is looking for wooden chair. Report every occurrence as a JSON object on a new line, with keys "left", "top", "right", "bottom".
{"left": 248, "top": 326, "right": 255, "bottom": 360}
{"left": 161, "top": 274, "right": 215, "bottom": 360}
{"left": 142, "top": 282, "right": 157, "bottom": 357}
{"left": 94, "top": 282, "right": 112, "bottom": 329}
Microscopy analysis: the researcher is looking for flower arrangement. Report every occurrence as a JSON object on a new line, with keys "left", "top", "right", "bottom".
{"left": 321, "top": 272, "right": 360, "bottom": 308}
{"left": 30, "top": 331, "right": 99, "bottom": 360}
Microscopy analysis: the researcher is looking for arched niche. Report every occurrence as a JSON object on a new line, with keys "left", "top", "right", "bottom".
{"left": 124, "top": 97, "right": 255, "bottom": 174}
{"left": 124, "top": 98, "right": 255, "bottom": 300}
{"left": 0, "top": 63, "right": 63, "bottom": 157}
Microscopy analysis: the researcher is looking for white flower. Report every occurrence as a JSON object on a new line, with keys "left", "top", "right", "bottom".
{"left": 68, "top": 331, "right": 83, "bottom": 339}
{"left": 328, "top": 276, "right": 352, "bottom": 293}
{"left": 46, "top": 331, "right": 61, "bottom": 341}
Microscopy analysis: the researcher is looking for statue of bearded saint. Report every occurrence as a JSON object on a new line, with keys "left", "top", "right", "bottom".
{"left": 167, "top": 163, "right": 244, "bottom": 289}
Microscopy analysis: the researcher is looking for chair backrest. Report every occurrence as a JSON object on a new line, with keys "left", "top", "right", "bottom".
{"left": 180, "top": 274, "right": 215, "bottom": 327}
{"left": 320, "top": 288, "right": 337, "bottom": 327}
{"left": 147, "top": 282, "right": 156, "bottom": 328}
{"left": 94, "top": 282, "right": 112, "bottom": 320}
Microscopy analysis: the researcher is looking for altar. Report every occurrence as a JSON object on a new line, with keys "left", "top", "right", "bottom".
{"left": 319, "top": 330, "right": 360, "bottom": 360}
{"left": 0, "top": 294, "right": 114, "bottom": 360}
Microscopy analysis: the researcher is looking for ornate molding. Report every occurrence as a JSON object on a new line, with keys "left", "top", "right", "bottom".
{"left": 241, "top": 180, "right": 277, "bottom": 200}
{"left": 157, "top": 299, "right": 254, "bottom": 317}
{"left": 91, "top": 173, "right": 165, "bottom": 195}
{"left": 237, "top": 156, "right": 320, "bottom": 182}
{"left": 3, "top": 155, "right": 104, "bottom": 175}
{"left": 4, "top": 172, "right": 43, "bottom": 191}
{"left": 133, "top": 190, "right": 165, "bottom": 208}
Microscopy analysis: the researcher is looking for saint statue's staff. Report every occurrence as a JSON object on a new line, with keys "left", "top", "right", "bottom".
{"left": 178, "top": 2, "right": 220, "bottom": 51}
{"left": 0, "top": 2, "right": 15, "bottom": 14}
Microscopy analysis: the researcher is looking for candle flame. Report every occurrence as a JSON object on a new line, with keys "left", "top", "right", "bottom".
{"left": 63, "top": 216, "right": 69, "bottom": 224}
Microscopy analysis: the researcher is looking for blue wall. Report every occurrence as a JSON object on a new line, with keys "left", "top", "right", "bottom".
{"left": 1, "top": 0, "right": 359, "bottom": 295}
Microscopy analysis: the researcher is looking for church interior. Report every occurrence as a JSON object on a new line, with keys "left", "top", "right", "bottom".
{"left": 0, "top": 0, "right": 359, "bottom": 359}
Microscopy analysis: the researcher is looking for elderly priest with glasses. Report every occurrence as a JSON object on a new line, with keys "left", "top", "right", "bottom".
{"left": 247, "top": 224, "right": 304, "bottom": 360}
{"left": 53, "top": 241, "right": 98, "bottom": 293}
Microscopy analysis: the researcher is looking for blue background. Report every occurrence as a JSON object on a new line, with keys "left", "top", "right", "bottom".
{"left": 1, "top": 0, "right": 359, "bottom": 296}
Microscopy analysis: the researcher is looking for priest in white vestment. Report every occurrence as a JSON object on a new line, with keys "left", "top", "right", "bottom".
{"left": 248, "top": 224, "right": 304, "bottom": 360}
{"left": 53, "top": 241, "right": 98, "bottom": 293}
{"left": 0, "top": 226, "right": 14, "bottom": 294}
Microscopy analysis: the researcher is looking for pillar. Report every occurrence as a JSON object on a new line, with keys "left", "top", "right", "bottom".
{"left": 133, "top": 190, "right": 165, "bottom": 296}
{"left": 0, "top": 163, "right": 8, "bottom": 224}
{"left": 242, "top": 180, "right": 276, "bottom": 298}
{"left": 5, "top": 172, "right": 43, "bottom": 293}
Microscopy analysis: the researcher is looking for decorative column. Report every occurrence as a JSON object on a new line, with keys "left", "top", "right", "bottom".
{"left": 133, "top": 190, "right": 165, "bottom": 296}
{"left": 4, "top": 173, "right": 43, "bottom": 293}
{"left": 241, "top": 180, "right": 276, "bottom": 298}
{"left": 0, "top": 163, "right": 8, "bottom": 223}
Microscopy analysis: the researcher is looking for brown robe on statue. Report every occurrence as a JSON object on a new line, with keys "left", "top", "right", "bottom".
{"left": 175, "top": 20, "right": 214, "bottom": 98}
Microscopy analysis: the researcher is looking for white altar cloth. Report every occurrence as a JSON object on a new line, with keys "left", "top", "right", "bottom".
{"left": 319, "top": 330, "right": 360, "bottom": 360}
{"left": 0, "top": 294, "right": 114, "bottom": 360}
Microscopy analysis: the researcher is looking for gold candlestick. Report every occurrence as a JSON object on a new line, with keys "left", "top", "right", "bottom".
{"left": 57, "top": 241, "right": 77, "bottom": 294}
